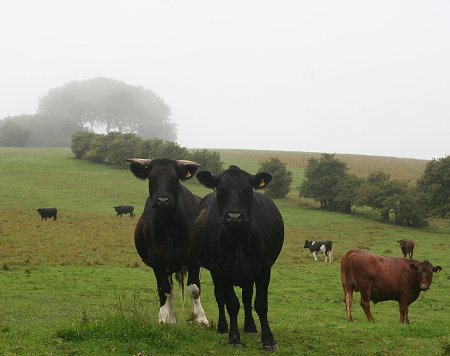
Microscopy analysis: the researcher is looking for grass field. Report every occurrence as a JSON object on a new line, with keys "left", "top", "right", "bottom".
{"left": 0, "top": 148, "right": 449, "bottom": 355}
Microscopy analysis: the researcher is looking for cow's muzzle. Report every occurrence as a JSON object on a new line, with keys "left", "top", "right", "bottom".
{"left": 420, "top": 284, "right": 429, "bottom": 291}
{"left": 224, "top": 212, "right": 243, "bottom": 226}
{"left": 154, "top": 197, "right": 170, "bottom": 208}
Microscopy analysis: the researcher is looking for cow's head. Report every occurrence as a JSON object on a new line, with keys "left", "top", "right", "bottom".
{"left": 397, "top": 239, "right": 405, "bottom": 247}
{"left": 303, "top": 240, "right": 311, "bottom": 248}
{"left": 409, "top": 261, "right": 442, "bottom": 291}
{"left": 197, "top": 165, "right": 271, "bottom": 228}
{"left": 126, "top": 158, "right": 201, "bottom": 209}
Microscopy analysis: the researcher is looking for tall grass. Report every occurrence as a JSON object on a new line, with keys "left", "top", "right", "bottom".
{"left": 0, "top": 148, "right": 448, "bottom": 355}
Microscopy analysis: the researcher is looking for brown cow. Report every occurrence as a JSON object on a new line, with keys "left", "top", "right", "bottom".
{"left": 397, "top": 239, "right": 414, "bottom": 258}
{"left": 340, "top": 249, "right": 442, "bottom": 323}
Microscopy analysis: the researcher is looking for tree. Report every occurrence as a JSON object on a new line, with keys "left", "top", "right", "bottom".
{"left": 416, "top": 156, "right": 450, "bottom": 218}
{"left": 355, "top": 171, "right": 409, "bottom": 221}
{"left": 333, "top": 174, "right": 364, "bottom": 213}
{"left": 392, "top": 189, "right": 428, "bottom": 228}
{"left": 0, "top": 120, "right": 30, "bottom": 146}
{"left": 299, "top": 153, "right": 348, "bottom": 208}
{"left": 37, "top": 77, "right": 175, "bottom": 141}
{"left": 258, "top": 157, "right": 293, "bottom": 198}
{"left": 190, "top": 149, "right": 224, "bottom": 174}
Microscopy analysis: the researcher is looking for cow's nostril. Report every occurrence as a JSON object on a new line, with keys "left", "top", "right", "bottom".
{"left": 226, "top": 212, "right": 242, "bottom": 223}
{"left": 155, "top": 197, "right": 170, "bottom": 207}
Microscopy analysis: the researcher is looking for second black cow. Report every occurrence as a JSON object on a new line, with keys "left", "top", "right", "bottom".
{"left": 304, "top": 239, "right": 333, "bottom": 262}
{"left": 113, "top": 205, "right": 135, "bottom": 217}
{"left": 36, "top": 208, "right": 57, "bottom": 221}
{"left": 126, "top": 158, "right": 209, "bottom": 325}
{"left": 192, "top": 165, "right": 284, "bottom": 351}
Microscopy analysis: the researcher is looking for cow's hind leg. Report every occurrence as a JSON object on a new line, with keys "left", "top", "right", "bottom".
{"left": 360, "top": 288, "right": 375, "bottom": 322}
{"left": 344, "top": 289, "right": 353, "bottom": 322}
{"left": 187, "top": 265, "right": 209, "bottom": 325}
{"left": 242, "top": 282, "right": 257, "bottom": 333}
{"left": 255, "top": 269, "right": 278, "bottom": 351}
{"left": 399, "top": 298, "right": 409, "bottom": 323}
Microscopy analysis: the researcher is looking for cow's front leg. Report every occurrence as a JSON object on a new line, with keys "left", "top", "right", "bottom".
{"left": 255, "top": 269, "right": 278, "bottom": 351}
{"left": 312, "top": 251, "right": 318, "bottom": 261}
{"left": 399, "top": 299, "right": 409, "bottom": 324}
{"left": 242, "top": 282, "right": 257, "bottom": 333}
{"left": 224, "top": 284, "right": 242, "bottom": 347}
{"left": 187, "top": 265, "right": 209, "bottom": 325}
{"left": 211, "top": 270, "right": 228, "bottom": 333}
{"left": 154, "top": 269, "right": 176, "bottom": 323}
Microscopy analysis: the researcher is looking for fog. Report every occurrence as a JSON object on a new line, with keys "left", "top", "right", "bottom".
{"left": 1, "top": 0, "right": 449, "bottom": 159}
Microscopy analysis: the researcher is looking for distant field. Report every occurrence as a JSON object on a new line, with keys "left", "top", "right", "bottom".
{"left": 0, "top": 148, "right": 448, "bottom": 355}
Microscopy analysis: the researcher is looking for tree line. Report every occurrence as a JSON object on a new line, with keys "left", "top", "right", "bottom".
{"left": 246, "top": 154, "right": 448, "bottom": 228}
{"left": 298, "top": 153, "right": 449, "bottom": 227}
{"left": 0, "top": 78, "right": 176, "bottom": 147}
{"left": 71, "top": 131, "right": 224, "bottom": 174}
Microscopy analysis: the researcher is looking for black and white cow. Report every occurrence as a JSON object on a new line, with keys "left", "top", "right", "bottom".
{"left": 304, "top": 239, "right": 333, "bottom": 262}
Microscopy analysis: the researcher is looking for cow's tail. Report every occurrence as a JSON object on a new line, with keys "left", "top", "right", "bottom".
{"left": 175, "top": 271, "right": 186, "bottom": 303}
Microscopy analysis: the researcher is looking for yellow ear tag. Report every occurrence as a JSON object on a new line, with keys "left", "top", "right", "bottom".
{"left": 258, "top": 179, "right": 266, "bottom": 188}
{"left": 186, "top": 171, "right": 192, "bottom": 178}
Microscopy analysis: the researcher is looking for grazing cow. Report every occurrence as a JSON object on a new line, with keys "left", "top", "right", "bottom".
{"left": 304, "top": 239, "right": 333, "bottom": 262}
{"left": 36, "top": 208, "right": 57, "bottom": 221}
{"left": 340, "top": 249, "right": 442, "bottom": 323}
{"left": 113, "top": 205, "right": 135, "bottom": 218}
{"left": 397, "top": 239, "right": 414, "bottom": 258}
{"left": 126, "top": 158, "right": 208, "bottom": 325}
{"left": 192, "top": 165, "right": 284, "bottom": 351}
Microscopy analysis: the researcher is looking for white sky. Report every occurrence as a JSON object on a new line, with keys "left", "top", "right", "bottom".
{"left": 1, "top": 0, "right": 449, "bottom": 160}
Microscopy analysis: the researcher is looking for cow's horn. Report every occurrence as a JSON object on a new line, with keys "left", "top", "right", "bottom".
{"left": 176, "top": 160, "right": 202, "bottom": 167}
{"left": 126, "top": 158, "right": 152, "bottom": 166}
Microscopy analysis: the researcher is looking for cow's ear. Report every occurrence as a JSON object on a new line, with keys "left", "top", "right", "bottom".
{"left": 177, "top": 165, "right": 199, "bottom": 181}
{"left": 409, "top": 263, "right": 419, "bottom": 270}
{"left": 432, "top": 266, "right": 442, "bottom": 273}
{"left": 252, "top": 172, "right": 272, "bottom": 189}
{"left": 129, "top": 163, "right": 151, "bottom": 180}
{"left": 197, "top": 171, "right": 219, "bottom": 189}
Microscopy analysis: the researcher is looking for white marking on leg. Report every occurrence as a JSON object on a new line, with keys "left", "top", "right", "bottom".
{"left": 159, "top": 278, "right": 176, "bottom": 323}
{"left": 329, "top": 250, "right": 333, "bottom": 262}
{"left": 187, "top": 284, "right": 209, "bottom": 325}
{"left": 312, "top": 251, "right": 318, "bottom": 261}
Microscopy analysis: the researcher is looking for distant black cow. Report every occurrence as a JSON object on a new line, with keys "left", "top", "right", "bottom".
{"left": 36, "top": 208, "right": 57, "bottom": 221}
{"left": 304, "top": 239, "right": 333, "bottom": 262}
{"left": 397, "top": 239, "right": 414, "bottom": 258}
{"left": 126, "top": 158, "right": 209, "bottom": 325}
{"left": 113, "top": 205, "right": 135, "bottom": 218}
{"left": 192, "top": 165, "right": 284, "bottom": 351}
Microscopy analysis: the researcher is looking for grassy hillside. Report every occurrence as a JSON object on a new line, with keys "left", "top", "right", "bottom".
{"left": 0, "top": 148, "right": 448, "bottom": 355}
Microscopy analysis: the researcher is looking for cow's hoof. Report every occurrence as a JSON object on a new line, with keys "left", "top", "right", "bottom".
{"left": 244, "top": 322, "right": 257, "bottom": 333}
{"left": 228, "top": 342, "right": 243, "bottom": 348}
{"left": 263, "top": 343, "right": 279, "bottom": 352}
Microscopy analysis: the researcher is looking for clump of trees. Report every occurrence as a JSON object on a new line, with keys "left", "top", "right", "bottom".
{"left": 258, "top": 157, "right": 293, "bottom": 198}
{"left": 0, "top": 77, "right": 176, "bottom": 147}
{"left": 71, "top": 131, "right": 223, "bottom": 173}
{"left": 300, "top": 153, "right": 450, "bottom": 227}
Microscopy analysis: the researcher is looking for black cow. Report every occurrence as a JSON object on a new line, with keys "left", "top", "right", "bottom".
{"left": 36, "top": 208, "right": 57, "bottom": 221}
{"left": 304, "top": 239, "right": 333, "bottom": 262}
{"left": 192, "top": 165, "right": 284, "bottom": 351}
{"left": 113, "top": 205, "right": 135, "bottom": 218}
{"left": 126, "top": 158, "right": 209, "bottom": 325}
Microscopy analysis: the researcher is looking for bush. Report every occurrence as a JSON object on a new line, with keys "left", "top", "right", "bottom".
{"left": 190, "top": 149, "right": 223, "bottom": 174}
{"left": 258, "top": 157, "right": 293, "bottom": 198}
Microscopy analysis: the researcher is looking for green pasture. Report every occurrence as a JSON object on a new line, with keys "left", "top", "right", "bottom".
{"left": 0, "top": 148, "right": 449, "bottom": 355}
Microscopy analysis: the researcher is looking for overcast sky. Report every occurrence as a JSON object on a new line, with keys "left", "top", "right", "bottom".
{"left": 1, "top": 1, "right": 449, "bottom": 160}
